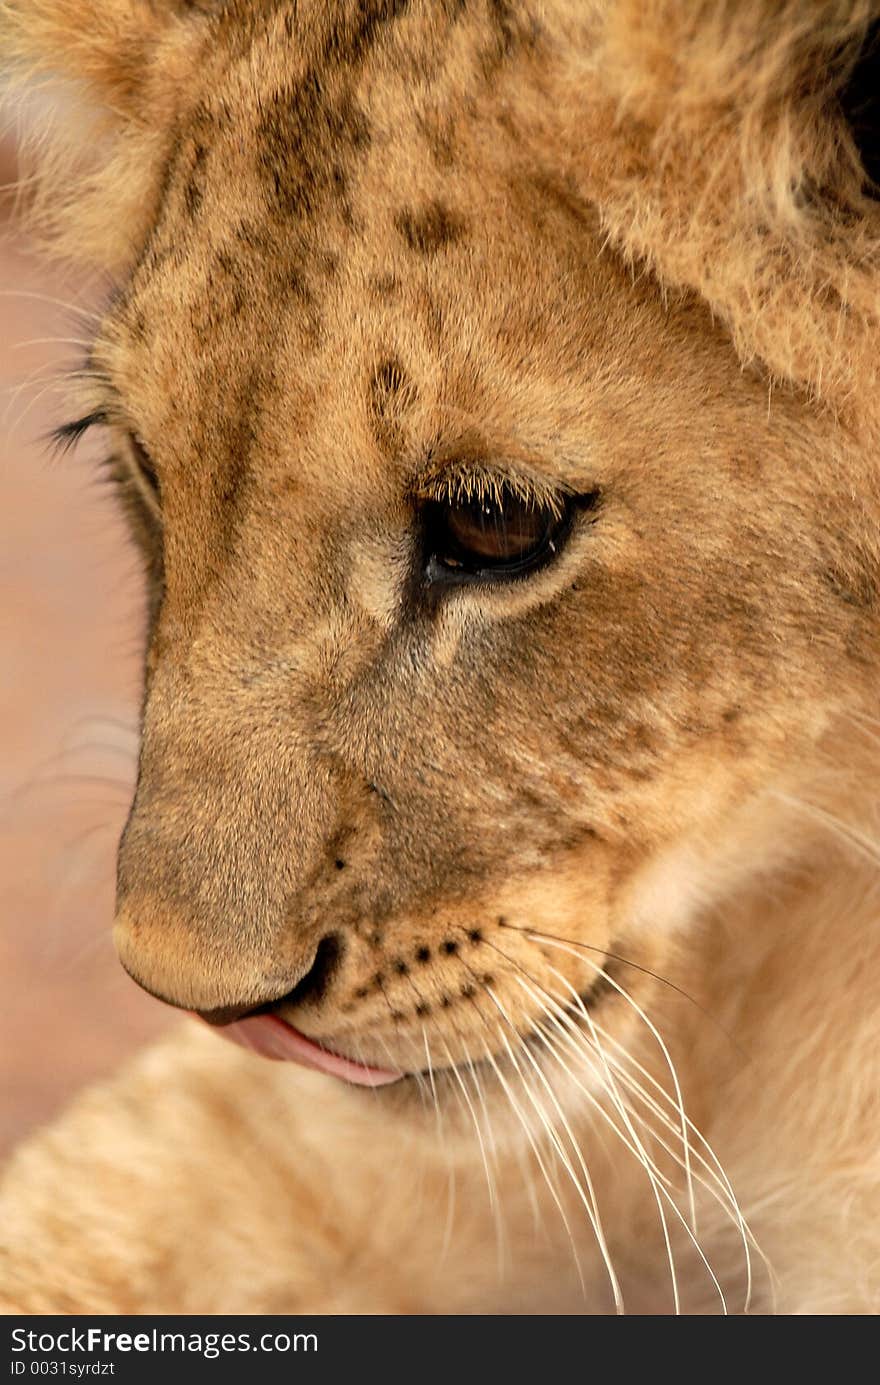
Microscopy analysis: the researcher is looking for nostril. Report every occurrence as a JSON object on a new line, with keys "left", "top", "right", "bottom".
{"left": 279, "top": 933, "right": 343, "bottom": 1010}
{"left": 196, "top": 1001, "right": 270, "bottom": 1026}
{"left": 195, "top": 934, "right": 344, "bottom": 1026}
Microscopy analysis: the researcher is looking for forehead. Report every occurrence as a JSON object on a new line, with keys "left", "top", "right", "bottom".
{"left": 96, "top": 0, "right": 732, "bottom": 504}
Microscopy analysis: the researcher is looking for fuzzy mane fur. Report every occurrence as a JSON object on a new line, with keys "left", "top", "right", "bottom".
{"left": 4, "top": 1, "right": 880, "bottom": 417}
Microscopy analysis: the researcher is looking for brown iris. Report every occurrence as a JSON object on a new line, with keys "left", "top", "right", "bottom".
{"left": 425, "top": 486, "right": 576, "bottom": 581}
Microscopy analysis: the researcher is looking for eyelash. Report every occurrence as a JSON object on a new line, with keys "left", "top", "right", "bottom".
{"left": 421, "top": 470, "right": 568, "bottom": 514}
{"left": 50, "top": 410, "right": 109, "bottom": 454}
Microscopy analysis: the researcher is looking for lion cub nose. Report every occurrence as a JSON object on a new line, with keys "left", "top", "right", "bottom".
{"left": 113, "top": 905, "right": 342, "bottom": 1017}
{"left": 191, "top": 937, "right": 344, "bottom": 1026}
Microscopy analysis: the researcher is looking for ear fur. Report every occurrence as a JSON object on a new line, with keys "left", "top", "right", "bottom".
{"left": 0, "top": 0, "right": 215, "bottom": 263}
{"left": 2, "top": 1, "right": 200, "bottom": 111}
{"left": 544, "top": 0, "right": 880, "bottom": 425}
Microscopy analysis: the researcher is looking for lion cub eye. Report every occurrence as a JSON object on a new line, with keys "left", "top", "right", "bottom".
{"left": 425, "top": 487, "right": 578, "bottom": 582}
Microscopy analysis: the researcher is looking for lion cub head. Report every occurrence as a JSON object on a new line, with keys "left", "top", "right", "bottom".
{"left": 5, "top": 0, "right": 880, "bottom": 1098}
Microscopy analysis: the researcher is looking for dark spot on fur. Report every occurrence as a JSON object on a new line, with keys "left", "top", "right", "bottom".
{"left": 468, "top": 929, "right": 483, "bottom": 944}
{"left": 334, "top": 858, "right": 346, "bottom": 871}
{"left": 461, "top": 984, "right": 476, "bottom": 1000}
{"left": 331, "top": 163, "right": 349, "bottom": 198}
{"left": 416, "top": 946, "right": 431, "bottom": 963}
{"left": 821, "top": 562, "right": 878, "bottom": 610}
{"left": 488, "top": 0, "right": 517, "bottom": 49}
{"left": 394, "top": 959, "right": 409, "bottom": 975}
{"left": 370, "top": 355, "right": 409, "bottom": 411}
{"left": 625, "top": 766, "right": 654, "bottom": 782}
{"left": 371, "top": 355, "right": 409, "bottom": 405}
{"left": 422, "top": 291, "right": 445, "bottom": 349}
{"left": 286, "top": 269, "right": 314, "bottom": 306}
{"left": 441, "top": 939, "right": 458, "bottom": 955}
{"left": 325, "top": 0, "right": 411, "bottom": 64}
{"left": 371, "top": 272, "right": 399, "bottom": 300}
{"left": 256, "top": 72, "right": 371, "bottom": 222}
{"left": 478, "top": 0, "right": 538, "bottom": 80}
{"left": 440, "top": 995, "right": 451, "bottom": 1008}
{"left": 395, "top": 201, "right": 465, "bottom": 255}
{"left": 482, "top": 973, "right": 495, "bottom": 986}
{"left": 369, "top": 355, "right": 414, "bottom": 451}
{"left": 511, "top": 170, "right": 599, "bottom": 246}
{"left": 419, "top": 111, "right": 457, "bottom": 168}
{"left": 415, "top": 1001, "right": 431, "bottom": 1016}
{"left": 373, "top": 972, "right": 385, "bottom": 988}
{"left": 355, "top": 985, "right": 369, "bottom": 999}
{"left": 182, "top": 141, "right": 208, "bottom": 219}
{"left": 234, "top": 219, "right": 259, "bottom": 250}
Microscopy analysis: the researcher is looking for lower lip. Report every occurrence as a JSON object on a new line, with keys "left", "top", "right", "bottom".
{"left": 199, "top": 1013, "right": 404, "bottom": 1088}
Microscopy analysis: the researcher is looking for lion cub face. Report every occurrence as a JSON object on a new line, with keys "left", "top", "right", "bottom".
{"left": 48, "top": 4, "right": 874, "bottom": 1094}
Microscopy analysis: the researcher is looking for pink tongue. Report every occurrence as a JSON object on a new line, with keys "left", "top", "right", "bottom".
{"left": 202, "top": 1013, "right": 403, "bottom": 1088}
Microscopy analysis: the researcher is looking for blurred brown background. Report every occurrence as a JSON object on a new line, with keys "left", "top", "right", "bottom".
{"left": 0, "top": 133, "right": 171, "bottom": 1156}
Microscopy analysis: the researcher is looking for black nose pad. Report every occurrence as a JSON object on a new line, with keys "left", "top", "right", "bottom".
{"left": 193, "top": 934, "right": 343, "bottom": 1026}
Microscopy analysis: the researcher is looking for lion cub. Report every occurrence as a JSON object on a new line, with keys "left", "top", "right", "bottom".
{"left": 2, "top": 0, "right": 880, "bottom": 1314}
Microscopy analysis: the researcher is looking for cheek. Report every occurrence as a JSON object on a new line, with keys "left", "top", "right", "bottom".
{"left": 614, "top": 780, "right": 818, "bottom": 951}
{"left": 493, "top": 852, "right": 616, "bottom": 943}
{"left": 615, "top": 839, "right": 715, "bottom": 945}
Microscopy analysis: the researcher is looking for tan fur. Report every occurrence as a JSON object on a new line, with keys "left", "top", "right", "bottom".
{"left": 2, "top": 0, "right": 880, "bottom": 1314}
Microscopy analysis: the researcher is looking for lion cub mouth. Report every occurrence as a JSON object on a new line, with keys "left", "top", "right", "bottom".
{"left": 199, "top": 1013, "right": 404, "bottom": 1088}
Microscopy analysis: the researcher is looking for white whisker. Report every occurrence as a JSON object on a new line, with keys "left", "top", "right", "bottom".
{"left": 421, "top": 1026, "right": 456, "bottom": 1264}
{"left": 537, "top": 960, "right": 730, "bottom": 1313}
{"left": 470, "top": 1012, "right": 587, "bottom": 1298}
{"left": 774, "top": 792, "right": 880, "bottom": 869}
{"left": 525, "top": 932, "right": 697, "bottom": 1234}
{"left": 486, "top": 986, "right": 625, "bottom": 1314}
{"left": 440, "top": 1034, "right": 507, "bottom": 1281}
